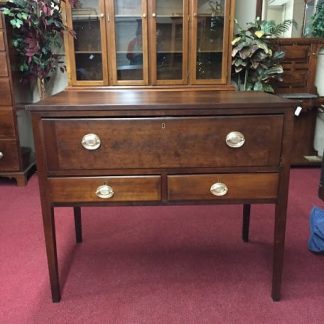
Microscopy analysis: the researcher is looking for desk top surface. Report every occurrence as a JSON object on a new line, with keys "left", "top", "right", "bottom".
{"left": 27, "top": 90, "right": 296, "bottom": 112}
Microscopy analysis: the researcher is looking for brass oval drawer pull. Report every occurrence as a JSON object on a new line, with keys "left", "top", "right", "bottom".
{"left": 0, "top": 152, "right": 3, "bottom": 160}
{"left": 226, "top": 131, "right": 245, "bottom": 148}
{"left": 81, "top": 133, "right": 101, "bottom": 150}
{"left": 96, "top": 185, "right": 114, "bottom": 199}
{"left": 210, "top": 182, "right": 228, "bottom": 196}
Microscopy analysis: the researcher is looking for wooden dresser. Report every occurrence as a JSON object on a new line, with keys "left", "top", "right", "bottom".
{"left": 0, "top": 12, "right": 35, "bottom": 185}
{"left": 320, "top": 155, "right": 324, "bottom": 201}
{"left": 274, "top": 38, "right": 324, "bottom": 166}
{"left": 28, "top": 90, "right": 295, "bottom": 302}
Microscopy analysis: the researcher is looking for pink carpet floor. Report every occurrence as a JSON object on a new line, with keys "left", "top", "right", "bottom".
{"left": 1, "top": 168, "right": 324, "bottom": 323}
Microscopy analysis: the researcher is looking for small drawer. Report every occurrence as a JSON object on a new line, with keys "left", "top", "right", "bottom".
{"left": 0, "top": 140, "right": 20, "bottom": 171}
{"left": 0, "top": 79, "right": 12, "bottom": 105}
{"left": 0, "top": 32, "right": 5, "bottom": 51}
{"left": 0, "top": 107, "right": 15, "bottom": 137}
{"left": 0, "top": 52, "right": 8, "bottom": 76}
{"left": 168, "top": 173, "right": 279, "bottom": 201}
{"left": 48, "top": 176, "right": 161, "bottom": 203}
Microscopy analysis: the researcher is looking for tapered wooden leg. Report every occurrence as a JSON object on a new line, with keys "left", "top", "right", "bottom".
{"left": 42, "top": 205, "right": 60, "bottom": 302}
{"left": 271, "top": 202, "right": 288, "bottom": 302}
{"left": 242, "top": 204, "right": 251, "bottom": 242}
{"left": 74, "top": 207, "right": 82, "bottom": 243}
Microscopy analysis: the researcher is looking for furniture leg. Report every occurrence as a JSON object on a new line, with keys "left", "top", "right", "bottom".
{"left": 74, "top": 207, "right": 82, "bottom": 243}
{"left": 42, "top": 204, "right": 61, "bottom": 302}
{"left": 15, "top": 174, "right": 27, "bottom": 186}
{"left": 271, "top": 202, "right": 288, "bottom": 301}
{"left": 242, "top": 204, "right": 251, "bottom": 242}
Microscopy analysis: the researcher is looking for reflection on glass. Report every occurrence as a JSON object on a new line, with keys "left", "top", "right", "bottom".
{"left": 196, "top": 0, "right": 224, "bottom": 79}
{"left": 115, "top": 0, "right": 141, "bottom": 16}
{"left": 75, "top": 54, "right": 103, "bottom": 80}
{"left": 72, "top": 0, "right": 103, "bottom": 80}
{"left": 115, "top": 0, "right": 143, "bottom": 81}
{"left": 156, "top": 0, "right": 183, "bottom": 80}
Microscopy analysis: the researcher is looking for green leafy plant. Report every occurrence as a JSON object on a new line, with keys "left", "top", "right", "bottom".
{"left": 1, "top": 0, "right": 75, "bottom": 91}
{"left": 231, "top": 18, "right": 294, "bottom": 93}
{"left": 311, "top": 3, "right": 324, "bottom": 37}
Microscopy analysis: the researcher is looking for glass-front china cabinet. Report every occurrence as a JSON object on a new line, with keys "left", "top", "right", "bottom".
{"left": 64, "top": 0, "right": 235, "bottom": 87}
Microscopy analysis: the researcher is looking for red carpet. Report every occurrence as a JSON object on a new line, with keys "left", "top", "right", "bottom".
{"left": 1, "top": 168, "right": 324, "bottom": 323}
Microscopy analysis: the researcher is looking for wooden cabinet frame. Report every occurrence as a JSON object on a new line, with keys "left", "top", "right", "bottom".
{"left": 63, "top": 0, "right": 235, "bottom": 88}
{"left": 189, "top": 0, "right": 233, "bottom": 85}
{"left": 65, "top": 0, "right": 109, "bottom": 86}
{"left": 148, "top": 0, "right": 189, "bottom": 85}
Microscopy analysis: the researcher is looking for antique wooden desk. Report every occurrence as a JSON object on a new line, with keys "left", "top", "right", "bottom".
{"left": 27, "top": 90, "right": 295, "bottom": 302}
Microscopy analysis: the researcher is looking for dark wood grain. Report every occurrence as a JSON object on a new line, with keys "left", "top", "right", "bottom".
{"left": 27, "top": 90, "right": 295, "bottom": 111}
{"left": 320, "top": 156, "right": 324, "bottom": 201}
{"left": 0, "top": 31, "right": 4, "bottom": 51}
{"left": 43, "top": 115, "right": 283, "bottom": 171}
{"left": 0, "top": 79, "right": 12, "bottom": 106}
{"left": 167, "top": 173, "right": 279, "bottom": 201}
{"left": 0, "top": 52, "right": 8, "bottom": 76}
{"left": 29, "top": 90, "right": 295, "bottom": 302}
{"left": 0, "top": 11, "right": 35, "bottom": 185}
{"left": 48, "top": 176, "right": 161, "bottom": 203}
{"left": 0, "top": 107, "right": 15, "bottom": 137}
{"left": 0, "top": 139, "right": 20, "bottom": 170}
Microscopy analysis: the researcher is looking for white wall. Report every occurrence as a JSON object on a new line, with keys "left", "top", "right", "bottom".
{"left": 235, "top": 0, "right": 257, "bottom": 27}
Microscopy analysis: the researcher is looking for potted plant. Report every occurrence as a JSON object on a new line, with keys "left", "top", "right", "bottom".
{"left": 1, "top": 0, "right": 74, "bottom": 98}
{"left": 231, "top": 18, "right": 294, "bottom": 93}
{"left": 311, "top": 2, "right": 324, "bottom": 37}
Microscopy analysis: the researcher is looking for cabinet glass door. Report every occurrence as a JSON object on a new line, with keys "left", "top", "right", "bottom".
{"left": 150, "top": 0, "right": 188, "bottom": 84}
{"left": 191, "top": 0, "right": 229, "bottom": 84}
{"left": 69, "top": 0, "right": 107, "bottom": 83}
{"left": 110, "top": 0, "right": 148, "bottom": 84}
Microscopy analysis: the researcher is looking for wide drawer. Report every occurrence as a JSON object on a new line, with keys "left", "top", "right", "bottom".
{"left": 48, "top": 176, "right": 161, "bottom": 203}
{"left": 0, "top": 139, "right": 20, "bottom": 171}
{"left": 0, "top": 52, "right": 8, "bottom": 76}
{"left": 168, "top": 173, "right": 279, "bottom": 201}
{"left": 0, "top": 107, "right": 15, "bottom": 138}
{"left": 43, "top": 116, "right": 284, "bottom": 171}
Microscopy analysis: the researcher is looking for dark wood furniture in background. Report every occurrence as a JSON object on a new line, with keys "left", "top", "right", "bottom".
{"left": 28, "top": 90, "right": 295, "bottom": 302}
{"left": 0, "top": 11, "right": 35, "bottom": 185}
{"left": 320, "top": 155, "right": 324, "bottom": 200}
{"left": 274, "top": 38, "right": 324, "bottom": 166}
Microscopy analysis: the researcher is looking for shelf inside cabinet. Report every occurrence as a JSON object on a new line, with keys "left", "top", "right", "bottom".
{"left": 117, "top": 64, "right": 143, "bottom": 70}
{"left": 72, "top": 8, "right": 99, "bottom": 20}
{"left": 115, "top": 15, "right": 142, "bottom": 20}
{"left": 72, "top": 15, "right": 99, "bottom": 21}
{"left": 156, "top": 15, "right": 183, "bottom": 18}
{"left": 157, "top": 51, "right": 183, "bottom": 54}
{"left": 198, "top": 49, "right": 222, "bottom": 53}
{"left": 75, "top": 51, "right": 102, "bottom": 54}
{"left": 197, "top": 13, "right": 224, "bottom": 17}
